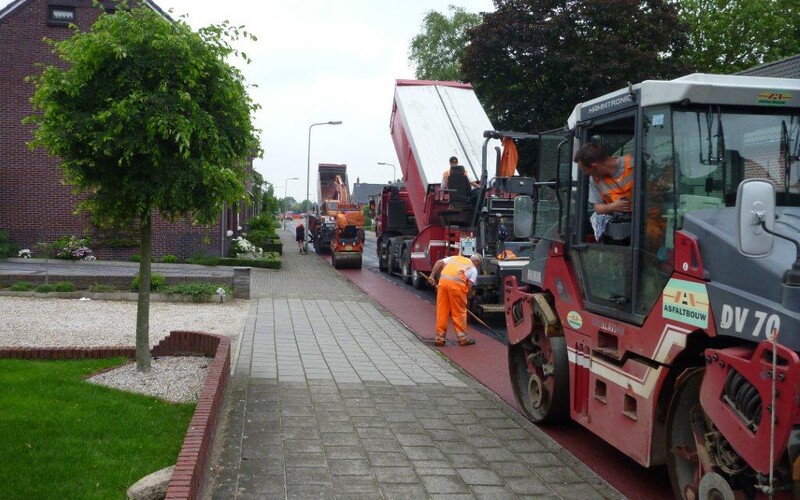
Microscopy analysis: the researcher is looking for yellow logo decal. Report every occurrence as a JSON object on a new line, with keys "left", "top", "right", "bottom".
{"left": 662, "top": 279, "right": 709, "bottom": 328}
{"left": 757, "top": 91, "right": 792, "bottom": 105}
{"left": 567, "top": 311, "right": 583, "bottom": 329}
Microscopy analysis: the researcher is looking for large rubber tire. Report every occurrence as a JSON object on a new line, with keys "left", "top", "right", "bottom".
{"left": 508, "top": 334, "right": 569, "bottom": 424}
{"left": 411, "top": 268, "right": 425, "bottom": 289}
{"left": 378, "top": 240, "right": 388, "bottom": 273}
{"left": 331, "top": 251, "right": 339, "bottom": 269}
{"left": 666, "top": 369, "right": 705, "bottom": 500}
{"left": 401, "top": 247, "right": 412, "bottom": 285}
{"left": 387, "top": 248, "right": 395, "bottom": 275}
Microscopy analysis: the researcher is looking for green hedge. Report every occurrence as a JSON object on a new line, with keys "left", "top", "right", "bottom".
{"left": 263, "top": 242, "right": 283, "bottom": 255}
{"left": 218, "top": 257, "right": 281, "bottom": 269}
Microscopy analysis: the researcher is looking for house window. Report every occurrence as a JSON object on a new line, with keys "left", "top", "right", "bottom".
{"left": 47, "top": 5, "right": 75, "bottom": 26}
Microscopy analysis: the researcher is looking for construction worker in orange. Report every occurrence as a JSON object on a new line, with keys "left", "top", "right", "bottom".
{"left": 427, "top": 253, "right": 482, "bottom": 347}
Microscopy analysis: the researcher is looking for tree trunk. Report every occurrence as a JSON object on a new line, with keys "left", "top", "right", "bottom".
{"left": 135, "top": 213, "right": 153, "bottom": 372}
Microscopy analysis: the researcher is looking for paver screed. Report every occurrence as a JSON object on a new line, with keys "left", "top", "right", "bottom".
{"left": 203, "top": 228, "right": 622, "bottom": 499}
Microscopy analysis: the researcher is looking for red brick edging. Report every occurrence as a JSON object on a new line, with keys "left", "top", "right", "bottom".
{"left": 0, "top": 330, "right": 231, "bottom": 500}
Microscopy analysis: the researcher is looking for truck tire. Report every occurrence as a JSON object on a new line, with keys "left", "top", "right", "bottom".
{"left": 411, "top": 269, "right": 425, "bottom": 289}
{"left": 509, "top": 334, "right": 569, "bottom": 424}
{"left": 331, "top": 251, "right": 338, "bottom": 269}
{"left": 387, "top": 248, "right": 395, "bottom": 275}
{"left": 401, "top": 248, "right": 412, "bottom": 284}
{"left": 378, "top": 241, "right": 388, "bottom": 273}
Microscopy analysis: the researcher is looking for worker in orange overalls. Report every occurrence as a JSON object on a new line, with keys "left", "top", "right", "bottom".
{"left": 427, "top": 253, "right": 483, "bottom": 347}
{"left": 574, "top": 141, "right": 667, "bottom": 247}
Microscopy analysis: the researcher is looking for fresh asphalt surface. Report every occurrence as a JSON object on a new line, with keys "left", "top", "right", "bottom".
{"left": 296, "top": 221, "right": 671, "bottom": 498}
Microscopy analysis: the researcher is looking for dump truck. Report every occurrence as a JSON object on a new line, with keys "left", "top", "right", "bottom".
{"left": 503, "top": 73, "right": 800, "bottom": 499}
{"left": 378, "top": 80, "right": 537, "bottom": 316}
{"left": 308, "top": 163, "right": 364, "bottom": 268}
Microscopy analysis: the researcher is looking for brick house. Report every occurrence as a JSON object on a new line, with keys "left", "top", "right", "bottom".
{"left": 0, "top": 0, "right": 254, "bottom": 260}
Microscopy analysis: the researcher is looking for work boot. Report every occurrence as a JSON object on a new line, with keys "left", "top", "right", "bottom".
{"left": 434, "top": 336, "right": 446, "bottom": 347}
{"left": 457, "top": 336, "right": 476, "bottom": 347}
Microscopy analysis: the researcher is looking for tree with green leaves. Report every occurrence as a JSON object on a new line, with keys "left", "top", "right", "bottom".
{"left": 677, "top": 0, "right": 800, "bottom": 74}
{"left": 27, "top": 6, "right": 260, "bottom": 372}
{"left": 462, "top": 0, "right": 688, "bottom": 134}
{"left": 409, "top": 5, "right": 482, "bottom": 81}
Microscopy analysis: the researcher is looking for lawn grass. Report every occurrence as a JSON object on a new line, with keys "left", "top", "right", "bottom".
{"left": 0, "top": 358, "right": 196, "bottom": 500}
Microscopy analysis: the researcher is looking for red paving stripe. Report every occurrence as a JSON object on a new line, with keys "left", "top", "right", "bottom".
{"left": 340, "top": 266, "right": 671, "bottom": 500}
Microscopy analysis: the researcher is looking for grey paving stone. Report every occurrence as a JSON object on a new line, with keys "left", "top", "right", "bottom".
{"left": 328, "top": 458, "right": 372, "bottom": 476}
{"left": 404, "top": 446, "right": 446, "bottom": 461}
{"left": 320, "top": 432, "right": 360, "bottom": 446}
{"left": 420, "top": 474, "right": 470, "bottom": 494}
{"left": 456, "top": 468, "right": 503, "bottom": 486}
{"left": 506, "top": 476, "right": 552, "bottom": 495}
{"left": 470, "top": 485, "right": 517, "bottom": 500}
{"left": 235, "top": 473, "right": 285, "bottom": 494}
{"left": 356, "top": 426, "right": 395, "bottom": 439}
{"left": 361, "top": 438, "right": 402, "bottom": 452}
{"left": 351, "top": 415, "right": 387, "bottom": 427}
{"left": 381, "top": 483, "right": 428, "bottom": 500}
{"left": 488, "top": 460, "right": 536, "bottom": 478}
{"left": 448, "top": 454, "right": 488, "bottom": 468}
{"left": 535, "top": 466, "right": 584, "bottom": 484}
{"left": 373, "top": 466, "right": 419, "bottom": 484}
{"left": 284, "top": 451, "right": 327, "bottom": 468}
{"left": 367, "top": 451, "right": 411, "bottom": 467}
{"left": 286, "top": 466, "right": 331, "bottom": 485}
{"left": 284, "top": 439, "right": 323, "bottom": 453}
{"left": 476, "top": 447, "right": 519, "bottom": 462}
{"left": 286, "top": 483, "right": 335, "bottom": 500}
{"left": 331, "top": 475, "right": 381, "bottom": 494}
{"left": 519, "top": 452, "right": 564, "bottom": 467}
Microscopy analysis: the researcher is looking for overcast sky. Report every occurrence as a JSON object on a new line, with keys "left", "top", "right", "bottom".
{"left": 150, "top": 0, "right": 495, "bottom": 203}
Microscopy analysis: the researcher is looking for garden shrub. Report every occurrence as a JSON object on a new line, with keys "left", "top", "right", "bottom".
{"left": 162, "top": 282, "right": 231, "bottom": 302}
{"left": 0, "top": 230, "right": 18, "bottom": 259}
{"left": 184, "top": 254, "right": 220, "bottom": 266}
{"left": 53, "top": 236, "right": 94, "bottom": 261}
{"left": 161, "top": 254, "right": 178, "bottom": 263}
{"left": 35, "top": 284, "right": 54, "bottom": 293}
{"left": 247, "top": 213, "right": 278, "bottom": 234}
{"left": 130, "top": 254, "right": 141, "bottom": 262}
{"left": 218, "top": 257, "right": 281, "bottom": 269}
{"left": 130, "top": 273, "right": 167, "bottom": 292}
{"left": 52, "top": 281, "right": 76, "bottom": 292}
{"left": 246, "top": 229, "right": 274, "bottom": 251}
{"left": 88, "top": 283, "right": 116, "bottom": 293}
{"left": 10, "top": 282, "right": 34, "bottom": 291}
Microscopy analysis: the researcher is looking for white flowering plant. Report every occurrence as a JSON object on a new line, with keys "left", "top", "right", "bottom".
{"left": 18, "top": 249, "right": 32, "bottom": 258}
{"left": 228, "top": 236, "right": 264, "bottom": 259}
{"left": 55, "top": 236, "right": 95, "bottom": 261}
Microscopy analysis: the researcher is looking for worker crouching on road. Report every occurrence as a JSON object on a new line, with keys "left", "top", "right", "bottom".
{"left": 427, "top": 253, "right": 482, "bottom": 347}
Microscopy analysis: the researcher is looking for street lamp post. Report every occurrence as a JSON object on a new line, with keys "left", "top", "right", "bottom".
{"left": 306, "top": 120, "right": 342, "bottom": 252}
{"left": 283, "top": 177, "right": 299, "bottom": 230}
{"left": 377, "top": 162, "right": 397, "bottom": 184}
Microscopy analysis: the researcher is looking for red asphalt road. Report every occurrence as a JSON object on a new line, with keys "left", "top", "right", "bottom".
{"left": 338, "top": 264, "right": 672, "bottom": 500}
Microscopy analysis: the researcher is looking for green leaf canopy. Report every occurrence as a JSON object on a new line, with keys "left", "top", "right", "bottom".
{"left": 28, "top": 6, "right": 261, "bottom": 226}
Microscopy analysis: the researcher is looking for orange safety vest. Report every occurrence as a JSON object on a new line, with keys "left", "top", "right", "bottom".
{"left": 593, "top": 154, "right": 633, "bottom": 204}
{"left": 440, "top": 255, "right": 474, "bottom": 285}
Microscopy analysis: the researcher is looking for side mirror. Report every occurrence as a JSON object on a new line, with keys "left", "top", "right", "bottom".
{"left": 736, "top": 179, "right": 775, "bottom": 257}
{"left": 514, "top": 195, "right": 534, "bottom": 238}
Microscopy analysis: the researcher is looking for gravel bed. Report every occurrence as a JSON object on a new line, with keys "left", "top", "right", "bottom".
{"left": 0, "top": 296, "right": 247, "bottom": 347}
{"left": 0, "top": 296, "right": 248, "bottom": 402}
{"left": 87, "top": 356, "right": 211, "bottom": 404}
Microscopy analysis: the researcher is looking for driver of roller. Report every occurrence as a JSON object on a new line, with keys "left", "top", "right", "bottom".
{"left": 574, "top": 142, "right": 633, "bottom": 241}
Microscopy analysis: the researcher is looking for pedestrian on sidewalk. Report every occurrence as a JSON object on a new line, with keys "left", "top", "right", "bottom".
{"left": 295, "top": 223, "right": 306, "bottom": 254}
{"left": 427, "top": 253, "right": 482, "bottom": 347}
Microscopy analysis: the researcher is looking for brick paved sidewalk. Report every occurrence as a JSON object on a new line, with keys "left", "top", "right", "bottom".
{"left": 203, "top": 228, "right": 622, "bottom": 499}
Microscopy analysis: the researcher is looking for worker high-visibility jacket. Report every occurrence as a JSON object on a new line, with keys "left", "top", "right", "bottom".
{"left": 593, "top": 154, "right": 633, "bottom": 204}
{"left": 436, "top": 256, "right": 477, "bottom": 336}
